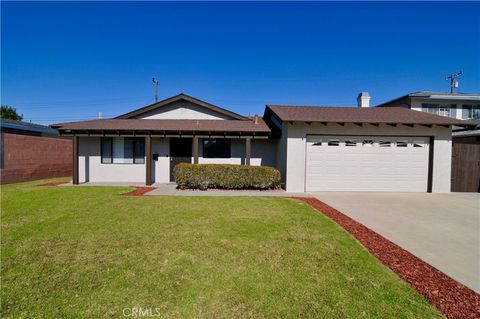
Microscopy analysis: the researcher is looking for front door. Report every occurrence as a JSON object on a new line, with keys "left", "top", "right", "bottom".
{"left": 170, "top": 138, "right": 192, "bottom": 182}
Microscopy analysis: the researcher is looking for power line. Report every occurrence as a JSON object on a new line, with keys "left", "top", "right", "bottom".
{"left": 6, "top": 95, "right": 152, "bottom": 106}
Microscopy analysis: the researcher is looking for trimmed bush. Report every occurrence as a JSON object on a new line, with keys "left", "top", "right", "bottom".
{"left": 174, "top": 163, "right": 281, "bottom": 190}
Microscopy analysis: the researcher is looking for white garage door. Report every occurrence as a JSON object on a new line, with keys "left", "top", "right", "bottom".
{"left": 306, "top": 135, "right": 430, "bottom": 192}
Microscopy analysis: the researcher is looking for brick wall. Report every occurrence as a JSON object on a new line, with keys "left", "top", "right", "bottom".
{"left": 1, "top": 132, "right": 72, "bottom": 184}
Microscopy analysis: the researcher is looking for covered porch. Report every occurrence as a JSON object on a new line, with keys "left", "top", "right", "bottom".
{"left": 61, "top": 121, "right": 273, "bottom": 185}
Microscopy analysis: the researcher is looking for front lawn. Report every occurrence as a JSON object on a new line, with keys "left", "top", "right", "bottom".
{"left": 1, "top": 179, "right": 441, "bottom": 318}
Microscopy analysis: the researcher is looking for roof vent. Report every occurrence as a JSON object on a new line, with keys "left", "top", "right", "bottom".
{"left": 357, "top": 92, "right": 371, "bottom": 108}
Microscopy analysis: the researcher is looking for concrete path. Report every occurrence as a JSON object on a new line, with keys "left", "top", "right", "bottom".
{"left": 147, "top": 183, "right": 310, "bottom": 197}
{"left": 310, "top": 192, "right": 480, "bottom": 293}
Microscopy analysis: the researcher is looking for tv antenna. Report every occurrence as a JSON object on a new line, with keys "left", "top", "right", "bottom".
{"left": 152, "top": 77, "right": 159, "bottom": 102}
{"left": 445, "top": 71, "right": 462, "bottom": 94}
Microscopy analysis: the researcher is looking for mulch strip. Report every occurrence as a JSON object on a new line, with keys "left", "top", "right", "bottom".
{"left": 293, "top": 197, "right": 480, "bottom": 319}
{"left": 38, "top": 181, "right": 70, "bottom": 187}
{"left": 123, "top": 187, "right": 156, "bottom": 196}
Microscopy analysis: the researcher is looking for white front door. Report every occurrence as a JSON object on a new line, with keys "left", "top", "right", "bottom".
{"left": 305, "top": 135, "right": 430, "bottom": 192}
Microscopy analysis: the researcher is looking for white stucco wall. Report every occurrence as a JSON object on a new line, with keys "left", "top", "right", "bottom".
{"left": 136, "top": 100, "right": 233, "bottom": 120}
{"left": 78, "top": 137, "right": 146, "bottom": 184}
{"left": 282, "top": 123, "right": 452, "bottom": 193}
{"left": 276, "top": 123, "right": 288, "bottom": 185}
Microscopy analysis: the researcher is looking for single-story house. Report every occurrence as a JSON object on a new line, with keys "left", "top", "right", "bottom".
{"left": 1, "top": 119, "right": 72, "bottom": 184}
{"left": 51, "top": 93, "right": 476, "bottom": 193}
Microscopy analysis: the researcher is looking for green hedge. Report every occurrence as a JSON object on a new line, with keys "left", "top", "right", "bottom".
{"left": 174, "top": 163, "right": 281, "bottom": 190}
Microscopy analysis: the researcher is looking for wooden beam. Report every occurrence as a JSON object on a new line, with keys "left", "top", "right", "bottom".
{"left": 245, "top": 137, "right": 251, "bottom": 166}
{"left": 370, "top": 123, "right": 380, "bottom": 127}
{"left": 145, "top": 135, "right": 152, "bottom": 186}
{"left": 72, "top": 135, "right": 79, "bottom": 185}
{"left": 193, "top": 136, "right": 199, "bottom": 164}
{"left": 337, "top": 122, "right": 345, "bottom": 126}
{"left": 354, "top": 123, "right": 363, "bottom": 127}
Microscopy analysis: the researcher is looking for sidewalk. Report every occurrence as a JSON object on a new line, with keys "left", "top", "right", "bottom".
{"left": 146, "top": 183, "right": 311, "bottom": 197}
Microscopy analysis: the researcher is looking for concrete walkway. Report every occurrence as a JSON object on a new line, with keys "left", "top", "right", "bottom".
{"left": 147, "top": 183, "right": 310, "bottom": 197}
{"left": 311, "top": 192, "right": 480, "bottom": 293}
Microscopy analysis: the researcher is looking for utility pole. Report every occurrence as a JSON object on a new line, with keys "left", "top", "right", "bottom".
{"left": 152, "top": 78, "right": 159, "bottom": 102}
{"left": 445, "top": 71, "right": 463, "bottom": 94}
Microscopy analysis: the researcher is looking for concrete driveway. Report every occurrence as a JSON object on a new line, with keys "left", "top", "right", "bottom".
{"left": 310, "top": 192, "right": 480, "bottom": 293}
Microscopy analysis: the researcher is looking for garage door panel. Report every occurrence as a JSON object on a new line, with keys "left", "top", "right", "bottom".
{"left": 306, "top": 135, "right": 429, "bottom": 192}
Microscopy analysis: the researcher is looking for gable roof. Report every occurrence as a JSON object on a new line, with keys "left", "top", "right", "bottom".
{"left": 266, "top": 105, "right": 478, "bottom": 127}
{"left": 376, "top": 91, "right": 480, "bottom": 107}
{"left": 115, "top": 93, "right": 248, "bottom": 120}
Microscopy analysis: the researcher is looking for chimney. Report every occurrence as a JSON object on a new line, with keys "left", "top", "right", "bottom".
{"left": 254, "top": 114, "right": 259, "bottom": 124}
{"left": 357, "top": 92, "right": 371, "bottom": 108}
{"left": 98, "top": 112, "right": 103, "bottom": 119}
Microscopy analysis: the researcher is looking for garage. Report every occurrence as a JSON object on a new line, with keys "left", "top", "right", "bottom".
{"left": 306, "top": 135, "right": 430, "bottom": 192}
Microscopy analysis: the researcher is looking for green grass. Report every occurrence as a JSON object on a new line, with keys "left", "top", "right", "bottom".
{"left": 1, "top": 178, "right": 441, "bottom": 318}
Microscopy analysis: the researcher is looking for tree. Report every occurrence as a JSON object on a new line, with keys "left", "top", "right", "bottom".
{"left": 0, "top": 105, "right": 23, "bottom": 121}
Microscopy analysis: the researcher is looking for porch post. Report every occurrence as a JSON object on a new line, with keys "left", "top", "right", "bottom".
{"left": 245, "top": 137, "right": 251, "bottom": 166}
{"left": 193, "top": 136, "right": 199, "bottom": 164}
{"left": 145, "top": 135, "right": 152, "bottom": 185}
{"left": 72, "top": 135, "right": 79, "bottom": 185}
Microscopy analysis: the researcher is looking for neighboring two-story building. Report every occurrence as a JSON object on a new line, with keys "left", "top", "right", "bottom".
{"left": 376, "top": 91, "right": 480, "bottom": 120}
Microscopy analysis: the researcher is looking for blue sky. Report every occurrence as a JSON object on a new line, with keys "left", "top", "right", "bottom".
{"left": 1, "top": 1, "right": 479, "bottom": 124}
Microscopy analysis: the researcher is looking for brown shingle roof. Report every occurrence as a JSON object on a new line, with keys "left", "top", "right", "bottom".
{"left": 51, "top": 118, "right": 270, "bottom": 134}
{"left": 267, "top": 105, "right": 478, "bottom": 126}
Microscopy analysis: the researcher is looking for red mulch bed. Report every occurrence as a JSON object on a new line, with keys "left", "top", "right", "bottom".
{"left": 38, "top": 181, "right": 70, "bottom": 186}
{"left": 123, "top": 187, "right": 156, "bottom": 196}
{"left": 293, "top": 197, "right": 480, "bottom": 319}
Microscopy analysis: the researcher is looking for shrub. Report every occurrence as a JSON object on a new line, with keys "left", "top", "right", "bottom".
{"left": 174, "top": 163, "right": 281, "bottom": 190}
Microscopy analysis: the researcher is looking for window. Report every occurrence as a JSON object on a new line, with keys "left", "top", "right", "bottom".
{"left": 438, "top": 105, "right": 451, "bottom": 117}
{"left": 203, "top": 139, "right": 231, "bottom": 158}
{"left": 396, "top": 141, "right": 408, "bottom": 147}
{"left": 362, "top": 140, "right": 374, "bottom": 146}
{"left": 327, "top": 139, "right": 339, "bottom": 146}
{"left": 462, "top": 105, "right": 480, "bottom": 119}
{"left": 423, "top": 103, "right": 439, "bottom": 114}
{"left": 423, "top": 103, "right": 453, "bottom": 117}
{"left": 345, "top": 140, "right": 357, "bottom": 146}
{"left": 379, "top": 141, "right": 391, "bottom": 147}
{"left": 101, "top": 137, "right": 145, "bottom": 164}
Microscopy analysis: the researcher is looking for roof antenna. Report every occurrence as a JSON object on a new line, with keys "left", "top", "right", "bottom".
{"left": 445, "top": 71, "right": 462, "bottom": 94}
{"left": 152, "top": 77, "right": 159, "bottom": 102}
